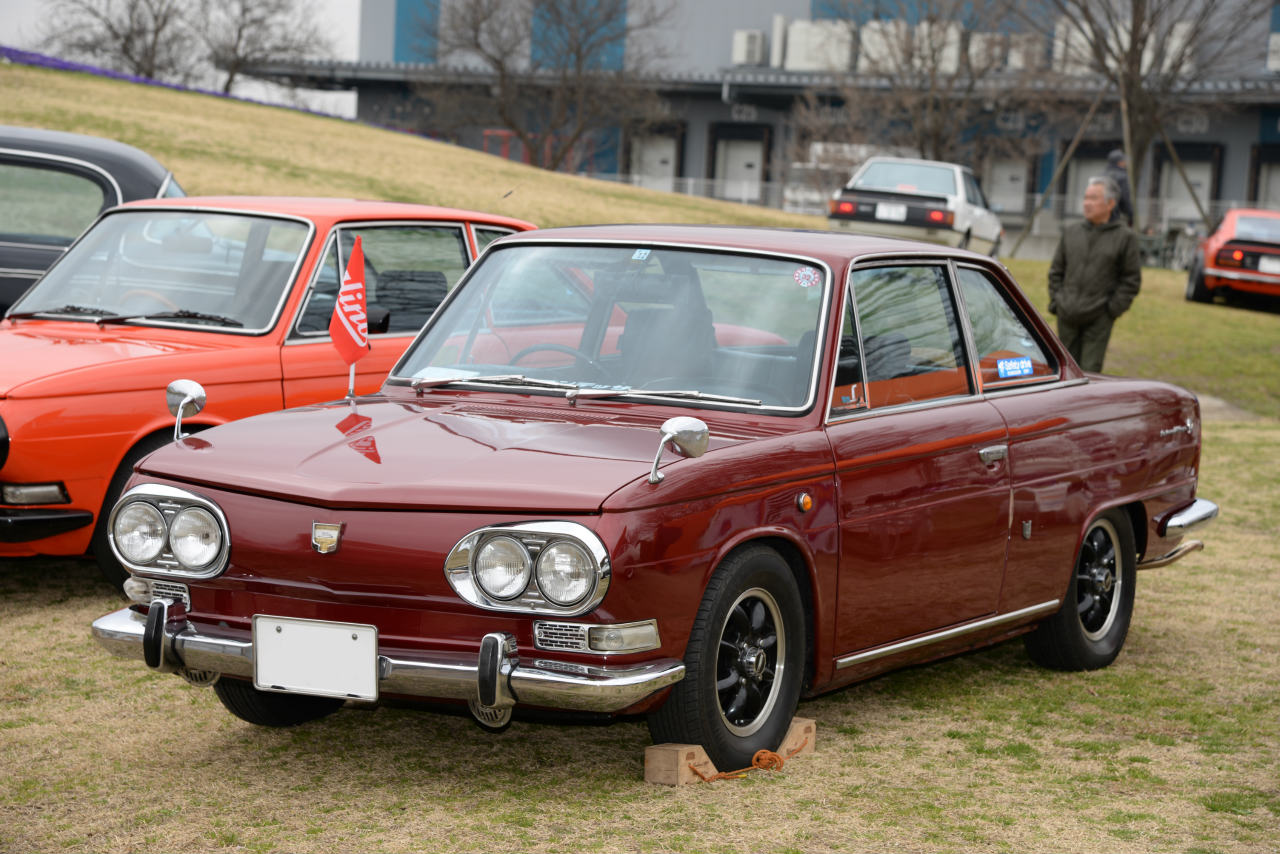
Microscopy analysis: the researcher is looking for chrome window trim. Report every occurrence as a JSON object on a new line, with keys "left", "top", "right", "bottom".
{"left": 0, "top": 146, "right": 123, "bottom": 205}
{"left": 384, "top": 237, "right": 835, "bottom": 416}
{"left": 444, "top": 520, "right": 611, "bottom": 617}
{"left": 287, "top": 219, "right": 472, "bottom": 341}
{"left": 835, "top": 600, "right": 1060, "bottom": 669}
{"left": 108, "top": 483, "right": 231, "bottom": 580}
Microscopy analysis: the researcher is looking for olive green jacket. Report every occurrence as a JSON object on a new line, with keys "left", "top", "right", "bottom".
{"left": 1047, "top": 219, "right": 1141, "bottom": 325}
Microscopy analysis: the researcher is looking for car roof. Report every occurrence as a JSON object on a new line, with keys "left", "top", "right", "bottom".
{"left": 493, "top": 223, "right": 986, "bottom": 267}
{"left": 0, "top": 124, "right": 173, "bottom": 198}
{"left": 119, "top": 196, "right": 537, "bottom": 229}
{"left": 857, "top": 155, "right": 970, "bottom": 173}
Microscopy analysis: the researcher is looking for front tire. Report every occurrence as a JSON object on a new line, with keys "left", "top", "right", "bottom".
{"left": 647, "top": 545, "right": 805, "bottom": 770}
{"left": 213, "top": 678, "right": 344, "bottom": 727}
{"left": 1025, "top": 509, "right": 1136, "bottom": 671}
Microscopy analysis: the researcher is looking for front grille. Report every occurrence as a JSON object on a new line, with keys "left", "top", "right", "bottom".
{"left": 534, "top": 621, "right": 588, "bottom": 652}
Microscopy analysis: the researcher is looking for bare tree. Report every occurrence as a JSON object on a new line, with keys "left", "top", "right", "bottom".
{"left": 40, "top": 0, "right": 199, "bottom": 83}
{"left": 196, "top": 0, "right": 335, "bottom": 94}
{"left": 1022, "top": 0, "right": 1272, "bottom": 228}
{"left": 414, "top": 0, "right": 673, "bottom": 171}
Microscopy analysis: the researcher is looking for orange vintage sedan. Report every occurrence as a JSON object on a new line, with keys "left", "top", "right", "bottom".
{"left": 0, "top": 196, "right": 534, "bottom": 584}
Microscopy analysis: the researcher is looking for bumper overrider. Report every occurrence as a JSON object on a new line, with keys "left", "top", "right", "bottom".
{"left": 91, "top": 602, "right": 686, "bottom": 714}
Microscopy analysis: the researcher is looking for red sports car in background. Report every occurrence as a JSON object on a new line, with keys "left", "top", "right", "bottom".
{"left": 1186, "top": 207, "right": 1280, "bottom": 303}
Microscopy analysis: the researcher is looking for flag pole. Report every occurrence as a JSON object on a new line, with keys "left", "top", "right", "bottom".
{"left": 347, "top": 363, "right": 355, "bottom": 398}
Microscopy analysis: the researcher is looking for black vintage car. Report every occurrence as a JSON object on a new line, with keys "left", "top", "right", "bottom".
{"left": 0, "top": 125, "right": 184, "bottom": 312}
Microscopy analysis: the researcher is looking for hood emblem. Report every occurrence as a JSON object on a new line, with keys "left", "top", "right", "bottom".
{"left": 311, "top": 522, "right": 344, "bottom": 554}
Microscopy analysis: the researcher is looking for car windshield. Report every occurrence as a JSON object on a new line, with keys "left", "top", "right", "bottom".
{"left": 393, "top": 243, "right": 830, "bottom": 410}
{"left": 1234, "top": 215, "right": 1280, "bottom": 244}
{"left": 8, "top": 209, "right": 309, "bottom": 332}
{"left": 853, "top": 162, "right": 957, "bottom": 196}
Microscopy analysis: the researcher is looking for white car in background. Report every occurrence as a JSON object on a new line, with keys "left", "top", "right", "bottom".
{"left": 827, "top": 156, "right": 1004, "bottom": 256}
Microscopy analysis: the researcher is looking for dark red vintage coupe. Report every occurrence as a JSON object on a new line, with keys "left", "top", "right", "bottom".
{"left": 93, "top": 225, "right": 1217, "bottom": 769}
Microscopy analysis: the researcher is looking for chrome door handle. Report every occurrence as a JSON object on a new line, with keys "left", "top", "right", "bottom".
{"left": 978, "top": 445, "right": 1008, "bottom": 465}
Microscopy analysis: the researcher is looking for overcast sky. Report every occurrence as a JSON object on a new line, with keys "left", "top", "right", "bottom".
{"left": 1, "top": 0, "right": 363, "bottom": 117}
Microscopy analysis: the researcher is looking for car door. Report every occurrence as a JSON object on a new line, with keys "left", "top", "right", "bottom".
{"left": 826, "top": 261, "right": 1012, "bottom": 655}
{"left": 280, "top": 221, "right": 474, "bottom": 406}
{"left": 963, "top": 171, "right": 1002, "bottom": 246}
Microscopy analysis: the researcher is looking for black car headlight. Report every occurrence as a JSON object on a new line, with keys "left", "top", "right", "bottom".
{"left": 445, "top": 521, "right": 610, "bottom": 616}
{"left": 109, "top": 484, "right": 229, "bottom": 578}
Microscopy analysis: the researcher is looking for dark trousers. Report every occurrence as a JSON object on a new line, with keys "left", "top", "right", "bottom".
{"left": 1057, "top": 314, "right": 1115, "bottom": 373}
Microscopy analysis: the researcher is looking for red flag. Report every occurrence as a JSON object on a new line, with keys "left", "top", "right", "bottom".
{"left": 329, "top": 235, "right": 369, "bottom": 365}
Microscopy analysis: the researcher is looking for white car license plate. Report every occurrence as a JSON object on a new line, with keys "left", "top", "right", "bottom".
{"left": 875, "top": 202, "right": 907, "bottom": 222}
{"left": 253, "top": 615, "right": 378, "bottom": 700}
{"left": 1259, "top": 255, "right": 1280, "bottom": 274}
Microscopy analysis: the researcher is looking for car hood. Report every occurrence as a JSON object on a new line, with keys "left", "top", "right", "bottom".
{"left": 0, "top": 322, "right": 228, "bottom": 397}
{"left": 137, "top": 396, "right": 745, "bottom": 513}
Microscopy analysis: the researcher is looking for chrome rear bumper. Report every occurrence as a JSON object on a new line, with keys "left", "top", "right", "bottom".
{"left": 1137, "top": 497, "right": 1220, "bottom": 570}
{"left": 91, "top": 606, "right": 684, "bottom": 714}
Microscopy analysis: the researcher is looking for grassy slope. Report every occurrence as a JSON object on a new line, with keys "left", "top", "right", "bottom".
{"left": 5, "top": 63, "right": 1279, "bottom": 417}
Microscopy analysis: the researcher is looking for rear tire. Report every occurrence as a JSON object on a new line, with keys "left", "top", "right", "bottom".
{"left": 213, "top": 678, "right": 344, "bottom": 727}
{"left": 1185, "top": 253, "right": 1211, "bottom": 303}
{"left": 647, "top": 545, "right": 805, "bottom": 771}
{"left": 91, "top": 432, "right": 174, "bottom": 590}
{"left": 1025, "top": 509, "right": 1136, "bottom": 671}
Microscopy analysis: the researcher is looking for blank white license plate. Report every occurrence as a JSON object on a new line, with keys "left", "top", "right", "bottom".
{"left": 253, "top": 615, "right": 378, "bottom": 700}
{"left": 1259, "top": 255, "right": 1280, "bottom": 274}
{"left": 875, "top": 202, "right": 907, "bottom": 222}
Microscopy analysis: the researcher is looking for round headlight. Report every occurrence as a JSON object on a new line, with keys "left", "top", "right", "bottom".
{"left": 168, "top": 506, "right": 221, "bottom": 569}
{"left": 535, "top": 540, "right": 594, "bottom": 606}
{"left": 474, "top": 536, "right": 531, "bottom": 600}
{"left": 113, "top": 502, "right": 167, "bottom": 564}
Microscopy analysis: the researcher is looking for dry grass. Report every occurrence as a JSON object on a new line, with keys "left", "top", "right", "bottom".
{"left": 2, "top": 418, "right": 1277, "bottom": 853}
{"left": 0, "top": 64, "right": 823, "bottom": 231}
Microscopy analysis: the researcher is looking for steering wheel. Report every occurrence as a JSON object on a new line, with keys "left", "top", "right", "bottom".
{"left": 118, "top": 288, "right": 181, "bottom": 313}
{"left": 509, "top": 343, "right": 610, "bottom": 383}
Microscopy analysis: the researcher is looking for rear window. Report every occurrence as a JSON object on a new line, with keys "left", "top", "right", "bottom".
{"left": 1234, "top": 216, "right": 1280, "bottom": 244}
{"left": 853, "top": 162, "right": 957, "bottom": 196}
{"left": 0, "top": 161, "right": 105, "bottom": 246}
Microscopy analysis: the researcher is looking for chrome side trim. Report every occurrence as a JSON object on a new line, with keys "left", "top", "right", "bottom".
{"left": 1162, "top": 498, "right": 1219, "bottom": 536}
{"left": 835, "top": 600, "right": 1059, "bottom": 669}
{"left": 91, "top": 607, "right": 684, "bottom": 714}
{"left": 1137, "top": 540, "right": 1204, "bottom": 570}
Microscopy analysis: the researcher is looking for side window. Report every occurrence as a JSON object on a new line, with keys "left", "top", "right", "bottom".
{"left": 294, "top": 224, "right": 470, "bottom": 336}
{"left": 956, "top": 266, "right": 1058, "bottom": 388}
{"left": 0, "top": 161, "right": 106, "bottom": 246}
{"left": 475, "top": 227, "right": 515, "bottom": 253}
{"left": 964, "top": 173, "right": 988, "bottom": 208}
{"left": 850, "top": 264, "right": 971, "bottom": 409}
{"left": 828, "top": 287, "right": 867, "bottom": 417}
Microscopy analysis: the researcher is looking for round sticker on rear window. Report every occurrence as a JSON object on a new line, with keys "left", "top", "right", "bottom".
{"left": 793, "top": 266, "right": 821, "bottom": 288}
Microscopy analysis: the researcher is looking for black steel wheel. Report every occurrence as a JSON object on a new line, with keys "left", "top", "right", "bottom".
{"left": 1025, "top": 509, "right": 1136, "bottom": 671}
{"left": 647, "top": 545, "right": 805, "bottom": 770}
{"left": 213, "top": 678, "right": 343, "bottom": 727}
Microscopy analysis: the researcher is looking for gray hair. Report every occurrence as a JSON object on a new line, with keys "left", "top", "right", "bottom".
{"left": 1087, "top": 175, "right": 1120, "bottom": 203}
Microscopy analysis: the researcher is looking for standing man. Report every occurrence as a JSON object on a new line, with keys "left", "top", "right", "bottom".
{"left": 1105, "top": 148, "right": 1134, "bottom": 226}
{"left": 1048, "top": 176, "right": 1141, "bottom": 373}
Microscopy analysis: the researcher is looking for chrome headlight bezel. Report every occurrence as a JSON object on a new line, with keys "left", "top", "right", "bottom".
{"left": 108, "top": 484, "right": 230, "bottom": 579}
{"left": 444, "top": 521, "right": 610, "bottom": 616}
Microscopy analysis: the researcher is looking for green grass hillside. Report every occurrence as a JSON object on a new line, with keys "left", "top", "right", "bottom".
{"left": 0, "top": 64, "right": 822, "bottom": 229}
{"left": 4, "top": 63, "right": 1278, "bottom": 418}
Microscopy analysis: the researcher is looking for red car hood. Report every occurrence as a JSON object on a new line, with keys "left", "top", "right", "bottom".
{"left": 0, "top": 322, "right": 221, "bottom": 397}
{"left": 137, "top": 396, "right": 725, "bottom": 513}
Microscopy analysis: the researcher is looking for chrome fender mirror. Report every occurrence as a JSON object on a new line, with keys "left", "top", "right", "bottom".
{"left": 166, "top": 379, "right": 206, "bottom": 441}
{"left": 648, "top": 416, "right": 709, "bottom": 484}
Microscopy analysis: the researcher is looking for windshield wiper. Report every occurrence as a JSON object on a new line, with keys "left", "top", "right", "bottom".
{"left": 619, "top": 388, "right": 763, "bottom": 406}
{"left": 6, "top": 304, "right": 110, "bottom": 320}
{"left": 96, "top": 310, "right": 244, "bottom": 327}
{"left": 412, "top": 374, "right": 581, "bottom": 393}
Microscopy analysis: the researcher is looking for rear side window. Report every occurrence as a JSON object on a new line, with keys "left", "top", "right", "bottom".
{"left": 0, "top": 162, "right": 105, "bottom": 246}
{"left": 955, "top": 266, "right": 1057, "bottom": 388}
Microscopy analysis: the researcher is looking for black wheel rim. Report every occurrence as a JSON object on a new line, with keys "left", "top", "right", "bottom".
{"left": 1076, "top": 518, "right": 1122, "bottom": 641}
{"left": 715, "top": 587, "right": 785, "bottom": 737}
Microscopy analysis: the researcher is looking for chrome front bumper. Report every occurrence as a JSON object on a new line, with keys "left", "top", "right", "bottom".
{"left": 91, "top": 606, "right": 685, "bottom": 714}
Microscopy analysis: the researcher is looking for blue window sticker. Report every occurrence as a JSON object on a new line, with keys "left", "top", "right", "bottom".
{"left": 631, "top": 248, "right": 651, "bottom": 261}
{"left": 997, "top": 357, "right": 1034, "bottom": 378}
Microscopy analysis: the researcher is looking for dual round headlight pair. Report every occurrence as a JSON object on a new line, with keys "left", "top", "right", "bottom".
{"left": 113, "top": 501, "right": 222, "bottom": 570}
{"left": 474, "top": 535, "right": 594, "bottom": 606}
